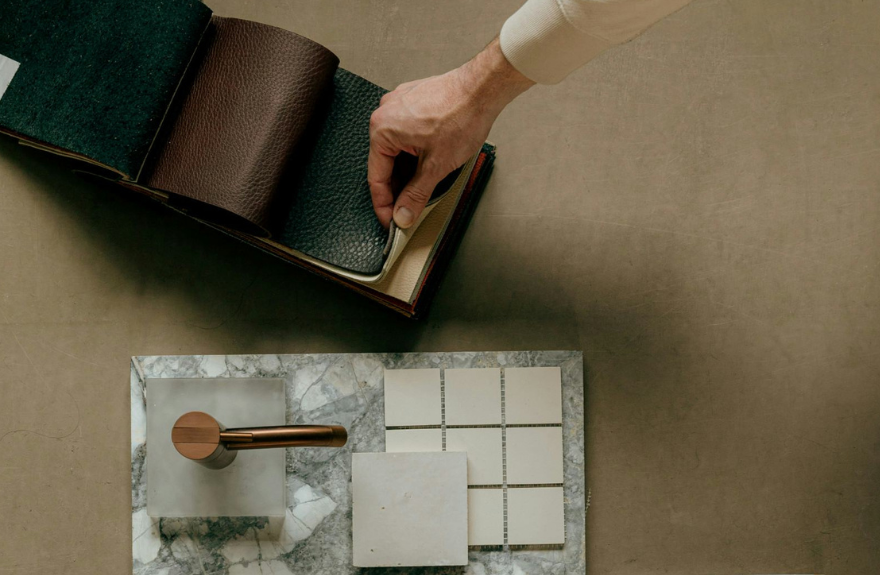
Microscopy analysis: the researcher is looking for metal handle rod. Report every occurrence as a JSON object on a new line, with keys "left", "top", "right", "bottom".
{"left": 172, "top": 411, "right": 348, "bottom": 470}
{"left": 219, "top": 425, "right": 347, "bottom": 449}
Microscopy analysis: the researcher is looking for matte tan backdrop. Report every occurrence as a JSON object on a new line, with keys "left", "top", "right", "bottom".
{"left": 1, "top": 0, "right": 878, "bottom": 573}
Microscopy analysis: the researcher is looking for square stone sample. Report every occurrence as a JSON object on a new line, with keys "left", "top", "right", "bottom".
{"left": 352, "top": 452, "right": 468, "bottom": 567}
{"left": 467, "top": 488, "right": 504, "bottom": 546}
{"left": 446, "top": 427, "right": 503, "bottom": 485}
{"left": 505, "top": 367, "right": 563, "bottom": 424}
{"left": 507, "top": 487, "right": 565, "bottom": 545}
{"left": 384, "top": 368, "right": 441, "bottom": 426}
{"left": 445, "top": 368, "right": 502, "bottom": 425}
{"left": 145, "top": 378, "right": 285, "bottom": 517}
{"left": 385, "top": 428, "right": 442, "bottom": 452}
{"left": 506, "top": 427, "right": 564, "bottom": 485}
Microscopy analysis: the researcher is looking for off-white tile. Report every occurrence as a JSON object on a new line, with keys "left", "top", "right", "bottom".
{"left": 467, "top": 489, "right": 504, "bottom": 546}
{"left": 385, "top": 428, "right": 442, "bottom": 452}
{"left": 505, "top": 427, "right": 564, "bottom": 485}
{"left": 505, "top": 367, "right": 562, "bottom": 424}
{"left": 445, "top": 368, "right": 501, "bottom": 425}
{"left": 446, "top": 428, "right": 503, "bottom": 485}
{"left": 507, "top": 487, "right": 565, "bottom": 546}
{"left": 383, "top": 368, "right": 441, "bottom": 426}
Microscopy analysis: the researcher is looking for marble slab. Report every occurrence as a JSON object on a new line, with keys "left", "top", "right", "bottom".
{"left": 131, "top": 351, "right": 585, "bottom": 574}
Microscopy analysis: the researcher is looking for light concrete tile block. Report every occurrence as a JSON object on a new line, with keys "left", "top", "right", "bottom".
{"left": 445, "top": 368, "right": 502, "bottom": 425}
{"left": 446, "top": 428, "right": 503, "bottom": 485}
{"left": 145, "top": 378, "right": 285, "bottom": 518}
{"left": 506, "top": 427, "right": 564, "bottom": 485}
{"left": 352, "top": 452, "right": 468, "bottom": 567}
{"left": 383, "top": 368, "right": 441, "bottom": 426}
{"left": 505, "top": 367, "right": 562, "bottom": 424}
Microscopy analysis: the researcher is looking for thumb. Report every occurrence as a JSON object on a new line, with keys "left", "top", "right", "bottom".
{"left": 393, "top": 159, "right": 444, "bottom": 229}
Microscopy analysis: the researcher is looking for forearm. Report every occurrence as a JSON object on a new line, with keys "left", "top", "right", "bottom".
{"left": 458, "top": 37, "right": 535, "bottom": 117}
{"left": 500, "top": 0, "right": 696, "bottom": 84}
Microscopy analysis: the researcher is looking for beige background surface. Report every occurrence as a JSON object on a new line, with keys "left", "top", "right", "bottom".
{"left": 1, "top": 0, "right": 878, "bottom": 573}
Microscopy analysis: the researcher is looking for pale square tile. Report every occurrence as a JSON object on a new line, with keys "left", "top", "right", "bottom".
{"left": 352, "top": 452, "right": 468, "bottom": 567}
{"left": 383, "top": 368, "right": 441, "bottom": 426}
{"left": 446, "top": 428, "right": 503, "bottom": 485}
{"left": 385, "top": 428, "right": 442, "bottom": 452}
{"left": 505, "top": 367, "right": 563, "bottom": 424}
{"left": 507, "top": 487, "right": 565, "bottom": 546}
{"left": 445, "top": 368, "right": 501, "bottom": 425}
{"left": 467, "top": 489, "right": 504, "bottom": 546}
{"left": 506, "top": 427, "right": 564, "bottom": 485}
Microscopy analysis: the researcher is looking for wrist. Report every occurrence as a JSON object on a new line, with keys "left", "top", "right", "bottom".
{"left": 461, "top": 37, "right": 534, "bottom": 116}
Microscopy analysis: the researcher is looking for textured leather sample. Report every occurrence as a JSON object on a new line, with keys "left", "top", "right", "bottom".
{"left": 221, "top": 146, "right": 495, "bottom": 317}
{"left": 0, "top": 0, "right": 211, "bottom": 177}
{"left": 277, "top": 69, "right": 463, "bottom": 275}
{"left": 263, "top": 155, "right": 476, "bottom": 286}
{"left": 141, "top": 17, "right": 339, "bottom": 236}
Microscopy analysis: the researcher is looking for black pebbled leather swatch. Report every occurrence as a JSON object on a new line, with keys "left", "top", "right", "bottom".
{"left": 277, "top": 69, "right": 462, "bottom": 276}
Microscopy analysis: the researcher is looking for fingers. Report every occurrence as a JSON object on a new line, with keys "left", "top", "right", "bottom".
{"left": 367, "top": 137, "right": 397, "bottom": 229}
{"left": 393, "top": 156, "right": 444, "bottom": 229}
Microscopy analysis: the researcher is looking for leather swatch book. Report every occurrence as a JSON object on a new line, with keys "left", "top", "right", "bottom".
{"left": 0, "top": 0, "right": 495, "bottom": 317}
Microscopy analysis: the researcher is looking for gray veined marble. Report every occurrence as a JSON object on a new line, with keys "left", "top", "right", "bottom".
{"left": 131, "top": 351, "right": 585, "bottom": 575}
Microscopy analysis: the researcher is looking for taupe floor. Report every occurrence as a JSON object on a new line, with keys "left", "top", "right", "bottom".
{"left": 1, "top": 0, "right": 878, "bottom": 573}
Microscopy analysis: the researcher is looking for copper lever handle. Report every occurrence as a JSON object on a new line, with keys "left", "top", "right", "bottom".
{"left": 172, "top": 411, "right": 347, "bottom": 469}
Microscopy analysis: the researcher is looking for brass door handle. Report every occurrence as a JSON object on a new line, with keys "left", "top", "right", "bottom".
{"left": 172, "top": 411, "right": 347, "bottom": 469}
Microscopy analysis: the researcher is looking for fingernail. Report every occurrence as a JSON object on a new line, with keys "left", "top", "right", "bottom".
{"left": 394, "top": 206, "right": 415, "bottom": 229}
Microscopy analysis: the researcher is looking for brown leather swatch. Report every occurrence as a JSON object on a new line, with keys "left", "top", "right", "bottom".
{"left": 141, "top": 16, "right": 339, "bottom": 236}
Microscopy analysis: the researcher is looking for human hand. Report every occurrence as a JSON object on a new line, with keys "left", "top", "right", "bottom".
{"left": 368, "top": 37, "right": 534, "bottom": 229}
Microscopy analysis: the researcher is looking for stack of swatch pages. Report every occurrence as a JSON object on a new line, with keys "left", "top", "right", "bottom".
{"left": 0, "top": 0, "right": 495, "bottom": 317}
{"left": 353, "top": 367, "right": 565, "bottom": 567}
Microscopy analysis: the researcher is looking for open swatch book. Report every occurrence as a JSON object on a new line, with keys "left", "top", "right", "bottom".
{"left": 0, "top": 0, "right": 495, "bottom": 317}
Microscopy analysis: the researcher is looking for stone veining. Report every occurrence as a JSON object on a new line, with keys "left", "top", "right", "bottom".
{"left": 131, "top": 351, "right": 584, "bottom": 574}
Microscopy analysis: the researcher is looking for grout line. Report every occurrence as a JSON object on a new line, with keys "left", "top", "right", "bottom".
{"left": 440, "top": 369, "right": 447, "bottom": 452}
{"left": 500, "top": 367, "right": 509, "bottom": 550}
{"left": 385, "top": 424, "right": 443, "bottom": 431}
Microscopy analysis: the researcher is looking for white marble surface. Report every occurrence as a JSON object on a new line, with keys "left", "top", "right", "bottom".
{"left": 131, "top": 352, "right": 585, "bottom": 574}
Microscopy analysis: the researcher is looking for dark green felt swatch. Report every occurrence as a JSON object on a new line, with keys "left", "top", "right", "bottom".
{"left": 0, "top": 0, "right": 212, "bottom": 177}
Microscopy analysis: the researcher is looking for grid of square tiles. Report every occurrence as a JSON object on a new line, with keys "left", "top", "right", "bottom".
{"left": 384, "top": 366, "right": 565, "bottom": 548}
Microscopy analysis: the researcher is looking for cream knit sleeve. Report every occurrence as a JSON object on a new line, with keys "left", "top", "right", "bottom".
{"left": 500, "top": 0, "right": 694, "bottom": 84}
